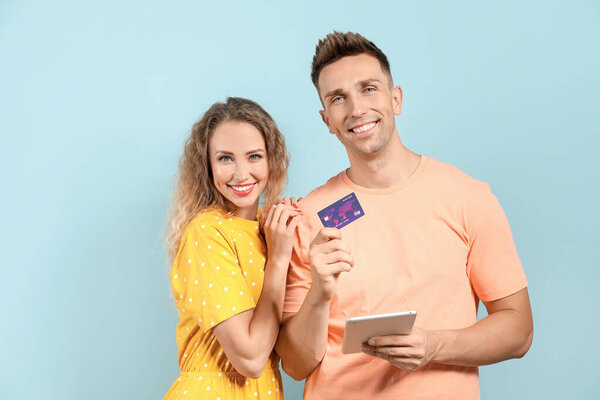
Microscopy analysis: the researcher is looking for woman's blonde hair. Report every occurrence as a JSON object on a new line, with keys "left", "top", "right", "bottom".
{"left": 167, "top": 97, "right": 289, "bottom": 261}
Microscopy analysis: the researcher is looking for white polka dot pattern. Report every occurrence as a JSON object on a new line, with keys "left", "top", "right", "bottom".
{"left": 166, "top": 210, "right": 275, "bottom": 399}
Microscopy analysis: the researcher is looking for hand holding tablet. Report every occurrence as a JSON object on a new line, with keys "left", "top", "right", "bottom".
{"left": 342, "top": 311, "right": 417, "bottom": 354}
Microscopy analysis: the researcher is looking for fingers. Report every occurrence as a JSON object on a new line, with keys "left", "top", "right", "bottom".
{"left": 361, "top": 345, "right": 426, "bottom": 371}
{"left": 269, "top": 204, "right": 286, "bottom": 230}
{"left": 286, "top": 214, "right": 301, "bottom": 233}
{"left": 308, "top": 238, "right": 352, "bottom": 262}
{"left": 280, "top": 197, "right": 303, "bottom": 217}
{"left": 362, "top": 335, "right": 414, "bottom": 358}
{"left": 310, "top": 262, "right": 352, "bottom": 286}
{"left": 366, "top": 334, "right": 411, "bottom": 347}
{"left": 271, "top": 196, "right": 302, "bottom": 214}
{"left": 279, "top": 197, "right": 294, "bottom": 207}
{"left": 277, "top": 207, "right": 292, "bottom": 230}
{"left": 361, "top": 348, "right": 422, "bottom": 371}
{"left": 265, "top": 203, "right": 301, "bottom": 231}
{"left": 291, "top": 197, "right": 300, "bottom": 210}
{"left": 362, "top": 345, "right": 414, "bottom": 356}
{"left": 324, "top": 250, "right": 353, "bottom": 267}
{"left": 264, "top": 203, "right": 276, "bottom": 228}
{"left": 265, "top": 202, "right": 285, "bottom": 229}
{"left": 375, "top": 347, "right": 424, "bottom": 358}
{"left": 309, "top": 228, "right": 353, "bottom": 271}
{"left": 325, "top": 261, "right": 353, "bottom": 274}
{"left": 320, "top": 239, "right": 351, "bottom": 256}
{"left": 312, "top": 227, "right": 342, "bottom": 245}
{"left": 361, "top": 329, "right": 431, "bottom": 371}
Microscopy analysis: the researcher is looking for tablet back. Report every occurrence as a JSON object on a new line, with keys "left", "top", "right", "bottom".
{"left": 342, "top": 311, "right": 417, "bottom": 354}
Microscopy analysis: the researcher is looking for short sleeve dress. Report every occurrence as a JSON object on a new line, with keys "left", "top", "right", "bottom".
{"left": 164, "top": 209, "right": 284, "bottom": 399}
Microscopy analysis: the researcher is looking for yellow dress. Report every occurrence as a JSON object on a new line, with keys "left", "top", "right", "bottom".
{"left": 164, "top": 209, "right": 284, "bottom": 399}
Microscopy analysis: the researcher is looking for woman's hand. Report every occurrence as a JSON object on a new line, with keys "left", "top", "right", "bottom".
{"left": 215, "top": 197, "right": 302, "bottom": 379}
{"left": 263, "top": 197, "right": 302, "bottom": 267}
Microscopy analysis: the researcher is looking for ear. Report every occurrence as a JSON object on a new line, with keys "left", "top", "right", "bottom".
{"left": 319, "top": 109, "right": 336, "bottom": 134}
{"left": 392, "top": 86, "right": 403, "bottom": 115}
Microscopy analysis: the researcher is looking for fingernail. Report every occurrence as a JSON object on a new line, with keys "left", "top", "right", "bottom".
{"left": 368, "top": 339, "right": 375, "bottom": 345}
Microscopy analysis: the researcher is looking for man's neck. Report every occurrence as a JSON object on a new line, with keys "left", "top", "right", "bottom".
{"left": 346, "top": 134, "right": 421, "bottom": 189}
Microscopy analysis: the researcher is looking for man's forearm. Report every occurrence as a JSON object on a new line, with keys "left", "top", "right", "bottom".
{"left": 431, "top": 308, "right": 533, "bottom": 366}
{"left": 431, "top": 289, "right": 533, "bottom": 366}
{"left": 363, "top": 288, "right": 533, "bottom": 370}
{"left": 276, "top": 288, "right": 331, "bottom": 380}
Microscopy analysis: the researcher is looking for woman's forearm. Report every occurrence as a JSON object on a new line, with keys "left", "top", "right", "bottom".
{"left": 213, "top": 258, "right": 288, "bottom": 378}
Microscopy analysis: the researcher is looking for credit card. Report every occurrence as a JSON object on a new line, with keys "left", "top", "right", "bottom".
{"left": 317, "top": 192, "right": 365, "bottom": 229}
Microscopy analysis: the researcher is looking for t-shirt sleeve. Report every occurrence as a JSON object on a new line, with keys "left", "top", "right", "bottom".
{"left": 172, "top": 221, "right": 256, "bottom": 331}
{"left": 283, "top": 213, "right": 313, "bottom": 314}
{"left": 466, "top": 183, "right": 528, "bottom": 302}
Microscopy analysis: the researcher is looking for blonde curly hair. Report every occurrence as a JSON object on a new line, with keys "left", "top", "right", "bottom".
{"left": 167, "top": 97, "right": 289, "bottom": 261}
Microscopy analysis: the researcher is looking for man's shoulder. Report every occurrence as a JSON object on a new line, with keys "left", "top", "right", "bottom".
{"left": 424, "top": 156, "right": 490, "bottom": 195}
{"left": 297, "top": 171, "right": 349, "bottom": 212}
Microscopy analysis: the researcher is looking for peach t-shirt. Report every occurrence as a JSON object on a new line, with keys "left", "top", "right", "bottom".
{"left": 283, "top": 156, "right": 528, "bottom": 399}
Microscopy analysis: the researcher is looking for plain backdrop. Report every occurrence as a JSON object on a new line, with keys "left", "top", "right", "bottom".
{"left": 1, "top": 1, "right": 599, "bottom": 399}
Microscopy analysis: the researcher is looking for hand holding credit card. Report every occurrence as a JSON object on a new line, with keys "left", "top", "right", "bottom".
{"left": 308, "top": 193, "right": 363, "bottom": 301}
{"left": 318, "top": 192, "right": 365, "bottom": 229}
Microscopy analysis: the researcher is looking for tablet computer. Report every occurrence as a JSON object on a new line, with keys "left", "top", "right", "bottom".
{"left": 341, "top": 311, "right": 417, "bottom": 354}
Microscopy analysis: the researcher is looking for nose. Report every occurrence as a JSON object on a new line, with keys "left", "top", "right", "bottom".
{"left": 349, "top": 95, "right": 367, "bottom": 118}
{"left": 233, "top": 160, "right": 249, "bottom": 180}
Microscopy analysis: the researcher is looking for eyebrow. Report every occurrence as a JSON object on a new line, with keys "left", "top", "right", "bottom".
{"left": 323, "top": 79, "right": 383, "bottom": 100}
{"left": 214, "top": 148, "right": 266, "bottom": 155}
{"left": 323, "top": 88, "right": 344, "bottom": 100}
{"left": 358, "top": 79, "right": 382, "bottom": 87}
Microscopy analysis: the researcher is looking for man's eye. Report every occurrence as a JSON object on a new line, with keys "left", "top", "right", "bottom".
{"left": 364, "top": 87, "right": 375, "bottom": 93}
{"left": 219, "top": 155, "right": 232, "bottom": 162}
{"left": 332, "top": 96, "right": 343, "bottom": 104}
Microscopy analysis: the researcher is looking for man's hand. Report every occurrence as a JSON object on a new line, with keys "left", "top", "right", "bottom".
{"left": 276, "top": 227, "right": 354, "bottom": 380}
{"left": 308, "top": 228, "right": 354, "bottom": 301}
{"left": 361, "top": 327, "right": 439, "bottom": 371}
{"left": 361, "top": 288, "right": 533, "bottom": 370}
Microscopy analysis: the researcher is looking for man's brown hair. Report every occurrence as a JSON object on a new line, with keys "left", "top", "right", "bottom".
{"left": 311, "top": 31, "right": 392, "bottom": 89}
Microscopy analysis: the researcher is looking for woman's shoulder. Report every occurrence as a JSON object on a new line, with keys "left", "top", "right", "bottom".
{"left": 185, "top": 208, "right": 233, "bottom": 234}
{"left": 185, "top": 208, "right": 261, "bottom": 242}
{"left": 172, "top": 209, "right": 236, "bottom": 262}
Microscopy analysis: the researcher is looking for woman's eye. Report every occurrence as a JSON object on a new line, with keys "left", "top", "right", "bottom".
{"left": 249, "top": 154, "right": 262, "bottom": 160}
{"left": 218, "top": 155, "right": 232, "bottom": 162}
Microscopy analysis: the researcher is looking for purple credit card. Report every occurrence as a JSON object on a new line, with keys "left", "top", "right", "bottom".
{"left": 318, "top": 192, "right": 365, "bottom": 229}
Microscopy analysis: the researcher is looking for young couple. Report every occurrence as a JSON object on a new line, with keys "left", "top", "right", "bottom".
{"left": 164, "top": 32, "right": 533, "bottom": 399}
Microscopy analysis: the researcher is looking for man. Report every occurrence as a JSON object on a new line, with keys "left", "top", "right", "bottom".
{"left": 275, "top": 31, "right": 533, "bottom": 399}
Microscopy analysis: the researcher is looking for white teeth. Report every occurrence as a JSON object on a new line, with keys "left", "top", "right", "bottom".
{"left": 231, "top": 184, "right": 254, "bottom": 191}
{"left": 352, "top": 122, "right": 376, "bottom": 133}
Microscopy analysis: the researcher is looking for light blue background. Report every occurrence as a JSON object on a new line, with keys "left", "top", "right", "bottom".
{"left": 1, "top": 1, "right": 598, "bottom": 399}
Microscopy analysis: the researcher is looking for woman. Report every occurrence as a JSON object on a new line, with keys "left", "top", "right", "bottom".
{"left": 164, "top": 97, "right": 299, "bottom": 399}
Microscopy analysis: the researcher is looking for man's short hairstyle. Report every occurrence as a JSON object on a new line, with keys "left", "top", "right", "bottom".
{"left": 311, "top": 31, "right": 392, "bottom": 90}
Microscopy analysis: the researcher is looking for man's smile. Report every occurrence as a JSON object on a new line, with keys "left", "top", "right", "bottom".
{"left": 348, "top": 120, "right": 379, "bottom": 136}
